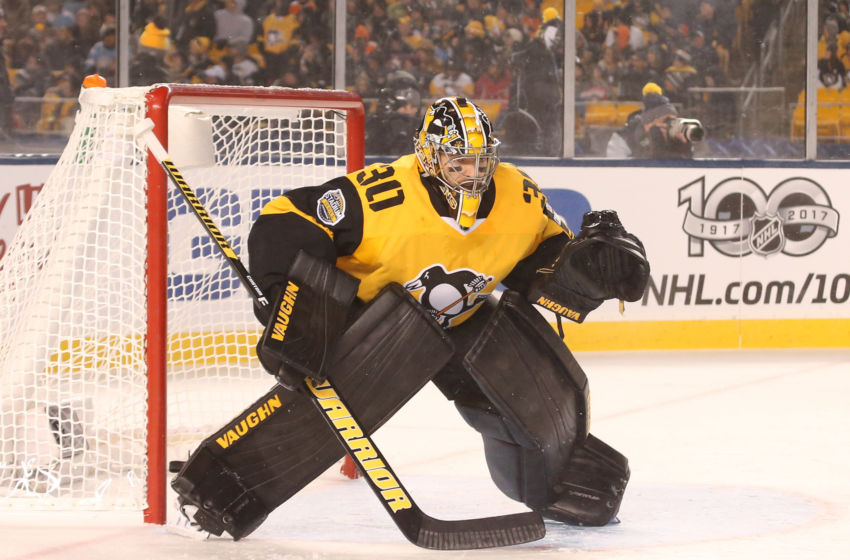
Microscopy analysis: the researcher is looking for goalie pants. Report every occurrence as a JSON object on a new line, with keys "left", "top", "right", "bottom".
{"left": 434, "top": 291, "right": 630, "bottom": 526}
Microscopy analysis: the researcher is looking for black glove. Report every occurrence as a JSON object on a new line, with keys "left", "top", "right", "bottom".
{"left": 529, "top": 210, "right": 649, "bottom": 322}
{"left": 564, "top": 210, "right": 650, "bottom": 302}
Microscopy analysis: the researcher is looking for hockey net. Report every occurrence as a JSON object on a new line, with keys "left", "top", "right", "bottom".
{"left": 0, "top": 84, "right": 364, "bottom": 521}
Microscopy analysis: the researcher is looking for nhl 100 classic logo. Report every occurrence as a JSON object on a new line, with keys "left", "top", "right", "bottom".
{"left": 678, "top": 176, "right": 840, "bottom": 257}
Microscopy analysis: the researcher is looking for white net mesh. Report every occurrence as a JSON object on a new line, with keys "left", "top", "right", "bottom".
{"left": 0, "top": 85, "right": 354, "bottom": 512}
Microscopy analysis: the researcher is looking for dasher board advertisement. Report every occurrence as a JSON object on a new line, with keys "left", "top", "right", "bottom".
{"left": 528, "top": 166, "right": 847, "bottom": 350}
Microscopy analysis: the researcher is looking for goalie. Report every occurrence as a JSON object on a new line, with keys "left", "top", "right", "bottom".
{"left": 172, "top": 96, "right": 650, "bottom": 540}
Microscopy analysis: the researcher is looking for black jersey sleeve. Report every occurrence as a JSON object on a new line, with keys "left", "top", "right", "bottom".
{"left": 247, "top": 176, "right": 364, "bottom": 323}
{"left": 501, "top": 232, "right": 570, "bottom": 295}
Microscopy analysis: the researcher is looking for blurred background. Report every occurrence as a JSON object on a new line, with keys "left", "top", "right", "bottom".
{"left": 0, "top": 0, "right": 843, "bottom": 160}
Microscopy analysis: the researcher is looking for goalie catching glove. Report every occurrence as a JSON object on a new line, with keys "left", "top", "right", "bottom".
{"left": 256, "top": 251, "right": 360, "bottom": 390}
{"left": 529, "top": 210, "right": 649, "bottom": 323}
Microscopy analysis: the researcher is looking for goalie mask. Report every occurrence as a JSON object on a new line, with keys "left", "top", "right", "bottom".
{"left": 414, "top": 97, "right": 500, "bottom": 229}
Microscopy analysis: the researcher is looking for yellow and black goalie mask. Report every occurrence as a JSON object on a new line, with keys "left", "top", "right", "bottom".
{"left": 414, "top": 96, "right": 501, "bottom": 229}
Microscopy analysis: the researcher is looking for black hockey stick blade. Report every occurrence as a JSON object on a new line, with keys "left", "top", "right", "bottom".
{"left": 414, "top": 511, "right": 546, "bottom": 550}
{"left": 306, "top": 378, "right": 546, "bottom": 549}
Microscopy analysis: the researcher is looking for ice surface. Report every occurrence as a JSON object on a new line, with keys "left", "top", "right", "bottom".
{"left": 3, "top": 349, "right": 849, "bottom": 560}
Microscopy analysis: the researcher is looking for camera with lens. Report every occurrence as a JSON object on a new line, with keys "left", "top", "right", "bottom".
{"left": 667, "top": 117, "right": 705, "bottom": 143}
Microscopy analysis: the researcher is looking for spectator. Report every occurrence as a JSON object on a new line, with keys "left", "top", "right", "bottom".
{"left": 689, "top": 29, "right": 720, "bottom": 75}
{"left": 9, "top": 32, "right": 39, "bottom": 69}
{"left": 500, "top": 27, "right": 525, "bottom": 60}
{"left": 36, "top": 72, "right": 77, "bottom": 132}
{"left": 484, "top": 14, "right": 505, "bottom": 43}
{"left": 411, "top": 39, "right": 443, "bottom": 89}
{"left": 464, "top": 0, "right": 488, "bottom": 24}
{"left": 652, "top": 2, "right": 679, "bottom": 48}
{"left": 83, "top": 24, "right": 116, "bottom": 75}
{"left": 365, "top": 81, "right": 421, "bottom": 155}
{"left": 13, "top": 55, "right": 49, "bottom": 99}
{"left": 129, "top": 51, "right": 167, "bottom": 86}
{"left": 819, "top": 14, "right": 850, "bottom": 59}
{"left": 132, "top": 0, "right": 167, "bottom": 30}
{"left": 229, "top": 40, "right": 260, "bottom": 85}
{"left": 44, "top": 22, "right": 79, "bottom": 71}
{"left": 164, "top": 49, "right": 188, "bottom": 83}
{"left": 397, "top": 16, "right": 421, "bottom": 51}
{"left": 71, "top": 7, "right": 100, "bottom": 63}
{"left": 183, "top": 36, "right": 213, "bottom": 82}
{"left": 474, "top": 57, "right": 512, "bottom": 103}
{"left": 138, "top": 14, "right": 171, "bottom": 59}
{"left": 604, "top": 12, "right": 632, "bottom": 54}
{"left": 214, "top": 0, "right": 254, "bottom": 45}
{"left": 694, "top": 0, "right": 737, "bottom": 72}
{"left": 202, "top": 57, "right": 235, "bottom": 85}
{"left": 1, "top": 1, "right": 30, "bottom": 34}
{"left": 511, "top": 5, "right": 564, "bottom": 156}
{"left": 578, "top": 65, "right": 614, "bottom": 102}
{"left": 299, "top": 37, "right": 328, "bottom": 87}
{"left": 259, "top": 0, "right": 302, "bottom": 78}
{"left": 625, "top": 11, "right": 645, "bottom": 52}
{"left": 581, "top": 0, "right": 607, "bottom": 58}
{"left": 606, "top": 82, "right": 697, "bottom": 158}
{"left": 428, "top": 59, "right": 475, "bottom": 97}
{"left": 174, "top": 0, "right": 216, "bottom": 50}
{"left": 0, "top": 9, "right": 14, "bottom": 138}
{"left": 45, "top": 0, "right": 75, "bottom": 29}
{"left": 618, "top": 49, "right": 659, "bottom": 101}
{"left": 837, "top": 0, "right": 850, "bottom": 32}
{"left": 456, "top": 19, "right": 493, "bottom": 79}
{"left": 300, "top": 30, "right": 332, "bottom": 86}
{"left": 840, "top": 37, "right": 850, "bottom": 73}
{"left": 662, "top": 49, "right": 698, "bottom": 104}
{"left": 818, "top": 43, "right": 846, "bottom": 90}
{"left": 29, "top": 4, "right": 51, "bottom": 43}
{"left": 596, "top": 44, "right": 620, "bottom": 78}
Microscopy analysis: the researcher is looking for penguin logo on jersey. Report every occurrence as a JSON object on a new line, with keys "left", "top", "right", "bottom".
{"left": 404, "top": 265, "right": 493, "bottom": 327}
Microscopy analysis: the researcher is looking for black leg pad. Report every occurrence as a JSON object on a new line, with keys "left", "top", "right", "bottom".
{"left": 539, "top": 433, "right": 630, "bottom": 526}
{"left": 171, "top": 283, "right": 454, "bottom": 540}
{"left": 172, "top": 446, "right": 269, "bottom": 539}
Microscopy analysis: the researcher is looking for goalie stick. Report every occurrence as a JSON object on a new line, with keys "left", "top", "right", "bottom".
{"left": 133, "top": 118, "right": 545, "bottom": 550}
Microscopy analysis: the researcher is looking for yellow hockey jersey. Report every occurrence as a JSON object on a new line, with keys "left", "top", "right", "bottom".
{"left": 256, "top": 154, "right": 569, "bottom": 327}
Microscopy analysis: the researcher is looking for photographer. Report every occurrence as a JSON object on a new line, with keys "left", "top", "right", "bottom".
{"left": 365, "top": 71, "right": 422, "bottom": 156}
{"left": 606, "top": 82, "right": 704, "bottom": 159}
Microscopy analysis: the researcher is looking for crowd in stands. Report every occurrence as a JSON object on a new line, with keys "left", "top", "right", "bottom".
{"left": 0, "top": 0, "right": 785, "bottom": 148}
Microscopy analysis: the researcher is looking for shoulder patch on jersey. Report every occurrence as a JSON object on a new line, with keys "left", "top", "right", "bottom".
{"left": 316, "top": 188, "right": 346, "bottom": 226}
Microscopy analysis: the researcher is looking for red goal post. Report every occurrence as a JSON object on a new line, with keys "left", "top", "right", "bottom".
{"left": 0, "top": 84, "right": 365, "bottom": 524}
{"left": 143, "top": 85, "right": 365, "bottom": 523}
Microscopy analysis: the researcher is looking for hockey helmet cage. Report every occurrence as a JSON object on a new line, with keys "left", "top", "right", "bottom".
{"left": 414, "top": 97, "right": 500, "bottom": 228}
{"left": 415, "top": 96, "right": 500, "bottom": 195}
